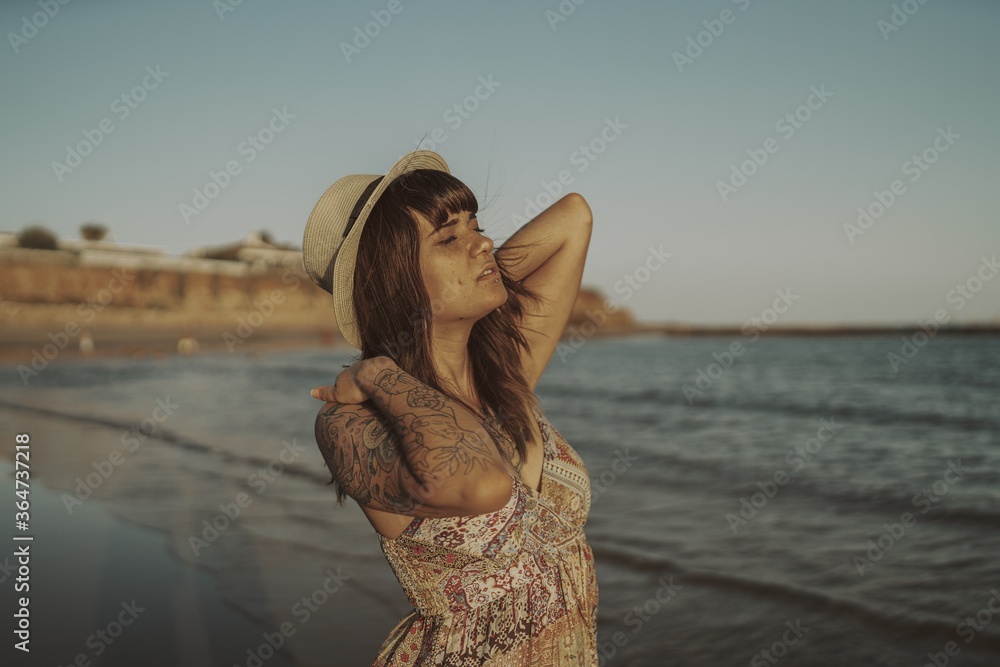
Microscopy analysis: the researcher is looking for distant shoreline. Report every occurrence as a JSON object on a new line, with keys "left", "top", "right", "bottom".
{"left": 1, "top": 320, "right": 996, "bottom": 368}
{"left": 634, "top": 322, "right": 1000, "bottom": 336}
{"left": 3, "top": 245, "right": 996, "bottom": 368}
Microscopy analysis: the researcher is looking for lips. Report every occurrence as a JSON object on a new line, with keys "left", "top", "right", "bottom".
{"left": 478, "top": 263, "right": 498, "bottom": 280}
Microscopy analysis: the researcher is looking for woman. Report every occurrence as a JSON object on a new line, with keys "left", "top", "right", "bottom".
{"left": 302, "top": 150, "right": 597, "bottom": 665}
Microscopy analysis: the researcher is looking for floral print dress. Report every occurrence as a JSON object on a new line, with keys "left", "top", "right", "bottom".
{"left": 373, "top": 405, "right": 598, "bottom": 666}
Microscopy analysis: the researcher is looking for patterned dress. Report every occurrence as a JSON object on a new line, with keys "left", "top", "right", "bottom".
{"left": 372, "top": 405, "right": 598, "bottom": 666}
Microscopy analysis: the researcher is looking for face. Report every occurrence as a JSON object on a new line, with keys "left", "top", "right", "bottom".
{"left": 415, "top": 209, "right": 508, "bottom": 328}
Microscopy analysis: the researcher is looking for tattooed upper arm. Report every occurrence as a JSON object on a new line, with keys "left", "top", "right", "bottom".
{"left": 314, "top": 401, "right": 421, "bottom": 515}
{"left": 314, "top": 399, "right": 515, "bottom": 518}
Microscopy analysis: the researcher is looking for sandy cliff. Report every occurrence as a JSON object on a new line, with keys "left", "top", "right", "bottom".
{"left": 0, "top": 247, "right": 637, "bottom": 359}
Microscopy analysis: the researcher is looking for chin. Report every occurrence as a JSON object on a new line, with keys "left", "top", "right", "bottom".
{"left": 493, "top": 286, "right": 509, "bottom": 308}
{"left": 474, "top": 289, "right": 508, "bottom": 318}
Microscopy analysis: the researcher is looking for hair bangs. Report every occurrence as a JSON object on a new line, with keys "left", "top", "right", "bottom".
{"left": 395, "top": 169, "right": 479, "bottom": 230}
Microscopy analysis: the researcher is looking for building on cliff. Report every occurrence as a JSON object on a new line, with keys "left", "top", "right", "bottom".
{"left": 187, "top": 230, "right": 303, "bottom": 270}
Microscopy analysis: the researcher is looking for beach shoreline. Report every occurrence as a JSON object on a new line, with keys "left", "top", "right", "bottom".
{"left": 6, "top": 320, "right": 996, "bottom": 370}
{"left": 0, "top": 318, "right": 651, "bottom": 367}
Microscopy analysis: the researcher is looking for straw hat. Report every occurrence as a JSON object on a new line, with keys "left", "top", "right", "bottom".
{"left": 302, "top": 150, "right": 450, "bottom": 349}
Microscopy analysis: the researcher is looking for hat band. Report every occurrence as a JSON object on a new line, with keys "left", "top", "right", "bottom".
{"left": 344, "top": 176, "right": 385, "bottom": 238}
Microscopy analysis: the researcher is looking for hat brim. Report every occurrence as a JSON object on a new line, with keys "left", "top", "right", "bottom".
{"left": 332, "top": 150, "right": 450, "bottom": 349}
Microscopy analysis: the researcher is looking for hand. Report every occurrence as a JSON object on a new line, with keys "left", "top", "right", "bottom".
{"left": 310, "top": 357, "right": 387, "bottom": 404}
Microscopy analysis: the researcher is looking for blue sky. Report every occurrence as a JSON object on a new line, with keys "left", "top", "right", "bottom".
{"left": 2, "top": 0, "right": 998, "bottom": 326}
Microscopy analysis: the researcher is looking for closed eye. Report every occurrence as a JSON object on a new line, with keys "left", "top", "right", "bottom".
{"left": 439, "top": 215, "right": 486, "bottom": 245}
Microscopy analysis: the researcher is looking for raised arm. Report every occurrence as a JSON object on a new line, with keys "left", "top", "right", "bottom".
{"left": 495, "top": 193, "right": 593, "bottom": 390}
{"left": 315, "top": 357, "right": 514, "bottom": 518}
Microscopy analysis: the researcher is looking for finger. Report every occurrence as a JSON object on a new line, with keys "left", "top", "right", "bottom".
{"left": 310, "top": 386, "right": 337, "bottom": 402}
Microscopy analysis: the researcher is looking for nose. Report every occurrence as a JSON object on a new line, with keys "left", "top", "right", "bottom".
{"left": 473, "top": 230, "right": 493, "bottom": 255}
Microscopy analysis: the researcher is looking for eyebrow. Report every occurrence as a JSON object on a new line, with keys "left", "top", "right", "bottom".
{"left": 427, "top": 218, "right": 458, "bottom": 239}
{"left": 426, "top": 212, "right": 477, "bottom": 239}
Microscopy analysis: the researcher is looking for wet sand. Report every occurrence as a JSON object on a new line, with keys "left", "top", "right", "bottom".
{"left": 0, "top": 404, "right": 408, "bottom": 667}
{"left": 1, "top": 456, "right": 298, "bottom": 667}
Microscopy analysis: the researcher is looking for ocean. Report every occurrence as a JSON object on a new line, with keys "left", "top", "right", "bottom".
{"left": 1, "top": 334, "right": 998, "bottom": 666}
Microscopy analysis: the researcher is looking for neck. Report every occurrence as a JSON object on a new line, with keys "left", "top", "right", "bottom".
{"left": 429, "top": 323, "right": 479, "bottom": 412}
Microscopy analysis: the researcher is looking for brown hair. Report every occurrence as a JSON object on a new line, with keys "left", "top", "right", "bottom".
{"left": 326, "top": 168, "right": 547, "bottom": 503}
